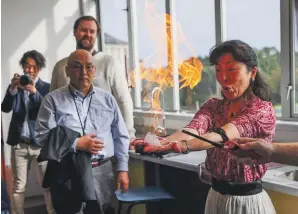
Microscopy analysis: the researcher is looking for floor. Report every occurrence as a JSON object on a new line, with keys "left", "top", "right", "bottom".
{"left": 24, "top": 204, "right": 47, "bottom": 214}
{"left": 24, "top": 195, "right": 47, "bottom": 214}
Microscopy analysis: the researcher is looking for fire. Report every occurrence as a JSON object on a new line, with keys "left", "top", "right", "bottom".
{"left": 130, "top": 0, "right": 203, "bottom": 134}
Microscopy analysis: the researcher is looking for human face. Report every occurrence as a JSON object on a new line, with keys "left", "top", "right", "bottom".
{"left": 23, "top": 57, "right": 40, "bottom": 80}
{"left": 74, "top": 20, "right": 97, "bottom": 52}
{"left": 66, "top": 50, "right": 96, "bottom": 91}
{"left": 215, "top": 53, "right": 256, "bottom": 101}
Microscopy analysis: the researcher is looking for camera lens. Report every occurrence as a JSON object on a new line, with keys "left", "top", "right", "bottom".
{"left": 19, "top": 75, "right": 31, "bottom": 86}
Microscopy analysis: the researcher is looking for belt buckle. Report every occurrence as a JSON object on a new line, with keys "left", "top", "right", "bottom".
{"left": 91, "top": 161, "right": 101, "bottom": 168}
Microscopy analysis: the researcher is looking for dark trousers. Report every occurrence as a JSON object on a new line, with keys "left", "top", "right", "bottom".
{"left": 51, "top": 160, "right": 116, "bottom": 214}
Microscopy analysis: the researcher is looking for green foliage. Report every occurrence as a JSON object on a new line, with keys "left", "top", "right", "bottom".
{"left": 254, "top": 47, "right": 281, "bottom": 106}
{"left": 254, "top": 47, "right": 280, "bottom": 75}
{"left": 180, "top": 47, "right": 284, "bottom": 108}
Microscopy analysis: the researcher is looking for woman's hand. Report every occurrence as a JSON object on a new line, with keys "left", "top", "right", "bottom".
{"left": 130, "top": 138, "right": 182, "bottom": 153}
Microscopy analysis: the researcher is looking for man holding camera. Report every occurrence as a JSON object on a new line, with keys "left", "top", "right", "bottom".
{"left": 1, "top": 50, "right": 54, "bottom": 214}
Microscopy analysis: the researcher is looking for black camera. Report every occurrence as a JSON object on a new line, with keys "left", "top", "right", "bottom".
{"left": 19, "top": 75, "right": 31, "bottom": 86}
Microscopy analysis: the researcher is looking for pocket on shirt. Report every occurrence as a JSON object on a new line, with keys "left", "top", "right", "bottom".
{"left": 58, "top": 112, "right": 78, "bottom": 127}
{"left": 90, "top": 109, "right": 114, "bottom": 131}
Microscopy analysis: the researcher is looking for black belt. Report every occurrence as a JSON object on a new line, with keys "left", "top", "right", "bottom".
{"left": 91, "top": 158, "right": 110, "bottom": 168}
{"left": 19, "top": 137, "right": 32, "bottom": 145}
{"left": 212, "top": 177, "right": 263, "bottom": 196}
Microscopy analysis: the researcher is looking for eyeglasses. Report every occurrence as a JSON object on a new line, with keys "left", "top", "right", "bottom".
{"left": 68, "top": 63, "right": 95, "bottom": 73}
{"left": 23, "top": 63, "right": 38, "bottom": 70}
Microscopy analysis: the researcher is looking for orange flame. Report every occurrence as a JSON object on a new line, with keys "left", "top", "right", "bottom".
{"left": 130, "top": 0, "right": 203, "bottom": 133}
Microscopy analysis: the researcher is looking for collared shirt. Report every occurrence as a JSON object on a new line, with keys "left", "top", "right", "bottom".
{"left": 35, "top": 84, "right": 130, "bottom": 171}
{"left": 10, "top": 77, "right": 39, "bottom": 140}
{"left": 50, "top": 52, "right": 136, "bottom": 139}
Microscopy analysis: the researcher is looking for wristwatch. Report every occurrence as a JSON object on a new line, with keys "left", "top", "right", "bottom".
{"left": 180, "top": 140, "right": 191, "bottom": 154}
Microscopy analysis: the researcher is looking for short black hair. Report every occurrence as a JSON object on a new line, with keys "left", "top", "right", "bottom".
{"left": 19, "top": 50, "right": 46, "bottom": 69}
{"left": 73, "top": 16, "right": 100, "bottom": 34}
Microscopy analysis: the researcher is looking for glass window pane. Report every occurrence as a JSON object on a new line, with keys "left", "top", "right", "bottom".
{"left": 135, "top": 0, "right": 171, "bottom": 110}
{"left": 226, "top": 0, "right": 281, "bottom": 117}
{"left": 174, "top": 0, "right": 216, "bottom": 112}
{"left": 101, "top": 0, "right": 130, "bottom": 87}
{"left": 294, "top": 67, "right": 298, "bottom": 114}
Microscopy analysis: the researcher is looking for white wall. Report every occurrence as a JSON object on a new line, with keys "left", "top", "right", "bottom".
{"left": 1, "top": 0, "right": 97, "bottom": 197}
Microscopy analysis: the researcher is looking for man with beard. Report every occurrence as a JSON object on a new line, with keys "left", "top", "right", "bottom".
{"left": 50, "top": 16, "right": 135, "bottom": 141}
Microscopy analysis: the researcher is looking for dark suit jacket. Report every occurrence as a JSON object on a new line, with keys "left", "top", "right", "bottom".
{"left": 1, "top": 78, "right": 50, "bottom": 146}
{"left": 40, "top": 125, "right": 96, "bottom": 212}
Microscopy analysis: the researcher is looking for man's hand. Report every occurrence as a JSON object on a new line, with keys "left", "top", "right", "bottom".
{"left": 117, "top": 171, "right": 129, "bottom": 193}
{"left": 76, "top": 134, "right": 104, "bottom": 154}
{"left": 10, "top": 73, "right": 20, "bottom": 90}
{"left": 230, "top": 138, "right": 274, "bottom": 165}
{"left": 23, "top": 84, "right": 37, "bottom": 94}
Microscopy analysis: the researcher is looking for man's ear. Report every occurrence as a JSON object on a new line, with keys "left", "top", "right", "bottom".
{"left": 93, "top": 65, "right": 96, "bottom": 77}
{"left": 65, "top": 65, "right": 70, "bottom": 77}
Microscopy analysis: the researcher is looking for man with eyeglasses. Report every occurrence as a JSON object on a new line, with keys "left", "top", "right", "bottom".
{"left": 50, "top": 15, "right": 135, "bottom": 141}
{"left": 36, "top": 49, "right": 129, "bottom": 214}
{"left": 1, "top": 50, "right": 54, "bottom": 214}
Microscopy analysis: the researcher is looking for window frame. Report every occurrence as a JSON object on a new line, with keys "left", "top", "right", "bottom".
{"left": 280, "top": 0, "right": 298, "bottom": 119}
{"left": 126, "top": 0, "right": 298, "bottom": 121}
{"left": 291, "top": 0, "right": 298, "bottom": 117}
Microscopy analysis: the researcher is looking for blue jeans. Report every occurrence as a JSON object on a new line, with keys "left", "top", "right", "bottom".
{"left": 1, "top": 210, "right": 10, "bottom": 214}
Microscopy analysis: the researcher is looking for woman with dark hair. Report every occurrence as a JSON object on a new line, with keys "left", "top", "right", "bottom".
{"left": 171, "top": 40, "right": 276, "bottom": 213}
{"left": 133, "top": 40, "right": 276, "bottom": 213}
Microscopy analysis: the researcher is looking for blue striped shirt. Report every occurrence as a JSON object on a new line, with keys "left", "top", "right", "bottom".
{"left": 35, "top": 84, "right": 129, "bottom": 171}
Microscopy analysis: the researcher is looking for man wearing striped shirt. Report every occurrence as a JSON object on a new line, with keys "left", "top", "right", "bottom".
{"left": 36, "top": 49, "right": 129, "bottom": 214}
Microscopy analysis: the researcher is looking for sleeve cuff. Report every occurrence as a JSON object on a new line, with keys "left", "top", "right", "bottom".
{"left": 116, "top": 161, "right": 129, "bottom": 172}
{"left": 71, "top": 138, "right": 79, "bottom": 153}
{"left": 9, "top": 87, "right": 18, "bottom": 95}
{"left": 29, "top": 90, "right": 38, "bottom": 97}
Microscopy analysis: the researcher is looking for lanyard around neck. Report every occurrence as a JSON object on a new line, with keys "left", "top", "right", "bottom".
{"left": 68, "top": 86, "right": 93, "bottom": 135}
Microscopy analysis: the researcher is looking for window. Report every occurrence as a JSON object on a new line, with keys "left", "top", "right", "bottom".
{"left": 126, "top": 0, "right": 297, "bottom": 121}
{"left": 101, "top": 0, "right": 130, "bottom": 87}
{"left": 294, "top": 0, "right": 298, "bottom": 115}
{"left": 173, "top": 0, "right": 216, "bottom": 112}
{"left": 134, "top": 0, "right": 172, "bottom": 111}
{"left": 226, "top": 0, "right": 281, "bottom": 117}
{"left": 131, "top": 0, "right": 215, "bottom": 112}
